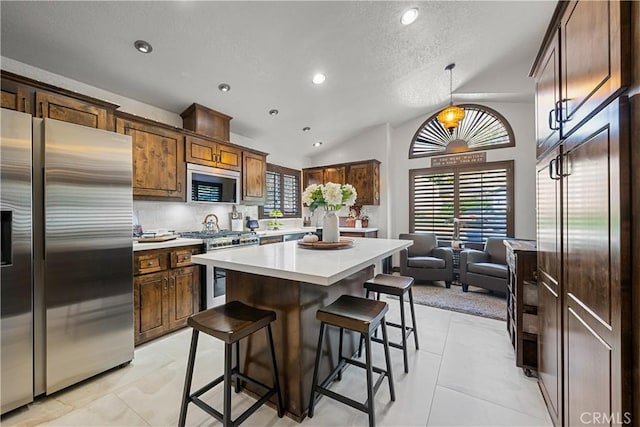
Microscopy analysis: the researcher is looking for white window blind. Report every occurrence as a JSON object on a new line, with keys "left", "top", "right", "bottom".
{"left": 282, "top": 173, "right": 299, "bottom": 216}
{"left": 410, "top": 161, "right": 513, "bottom": 243}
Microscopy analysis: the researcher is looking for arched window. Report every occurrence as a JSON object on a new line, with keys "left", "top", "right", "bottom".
{"left": 409, "top": 104, "right": 515, "bottom": 158}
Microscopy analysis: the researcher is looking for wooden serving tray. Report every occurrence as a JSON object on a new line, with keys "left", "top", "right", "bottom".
{"left": 297, "top": 238, "right": 353, "bottom": 250}
{"left": 137, "top": 235, "right": 178, "bottom": 243}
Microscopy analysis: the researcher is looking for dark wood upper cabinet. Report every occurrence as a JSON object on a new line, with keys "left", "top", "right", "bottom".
{"left": 533, "top": 30, "right": 561, "bottom": 159}
{"left": 323, "top": 166, "right": 346, "bottom": 185}
{"left": 242, "top": 151, "right": 267, "bottom": 204}
{"left": 559, "top": 0, "right": 630, "bottom": 137}
{"left": 116, "top": 115, "right": 185, "bottom": 201}
{"left": 303, "top": 168, "right": 324, "bottom": 188}
{"left": 303, "top": 160, "right": 380, "bottom": 206}
{"left": 1, "top": 77, "right": 31, "bottom": 113}
{"left": 36, "top": 91, "right": 113, "bottom": 131}
{"left": 185, "top": 134, "right": 241, "bottom": 172}
{"left": 181, "top": 102, "right": 232, "bottom": 142}
{"left": 347, "top": 160, "right": 380, "bottom": 206}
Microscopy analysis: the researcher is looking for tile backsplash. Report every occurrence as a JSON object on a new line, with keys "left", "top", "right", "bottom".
{"left": 134, "top": 201, "right": 380, "bottom": 234}
{"left": 134, "top": 201, "right": 260, "bottom": 233}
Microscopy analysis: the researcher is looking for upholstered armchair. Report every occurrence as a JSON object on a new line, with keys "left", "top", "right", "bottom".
{"left": 459, "top": 237, "right": 510, "bottom": 293}
{"left": 399, "top": 233, "right": 454, "bottom": 288}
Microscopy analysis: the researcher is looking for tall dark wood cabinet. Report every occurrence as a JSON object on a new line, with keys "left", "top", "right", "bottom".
{"left": 532, "top": 1, "right": 634, "bottom": 426}
{"left": 535, "top": 148, "right": 563, "bottom": 426}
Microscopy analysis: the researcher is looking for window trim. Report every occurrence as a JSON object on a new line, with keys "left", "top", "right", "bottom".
{"left": 409, "top": 160, "right": 514, "bottom": 241}
{"left": 259, "top": 163, "right": 302, "bottom": 219}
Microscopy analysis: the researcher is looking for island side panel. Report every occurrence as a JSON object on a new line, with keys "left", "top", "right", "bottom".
{"left": 225, "top": 265, "right": 373, "bottom": 421}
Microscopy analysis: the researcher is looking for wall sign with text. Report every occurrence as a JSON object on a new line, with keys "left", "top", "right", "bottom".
{"left": 431, "top": 152, "right": 487, "bottom": 167}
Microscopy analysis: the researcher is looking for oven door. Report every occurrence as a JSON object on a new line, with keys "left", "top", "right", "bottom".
{"left": 204, "top": 266, "right": 226, "bottom": 309}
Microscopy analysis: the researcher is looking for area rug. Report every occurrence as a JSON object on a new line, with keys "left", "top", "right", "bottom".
{"left": 405, "top": 282, "right": 507, "bottom": 321}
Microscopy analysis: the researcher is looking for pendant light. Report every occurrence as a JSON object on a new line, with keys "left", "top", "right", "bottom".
{"left": 437, "top": 63, "right": 465, "bottom": 134}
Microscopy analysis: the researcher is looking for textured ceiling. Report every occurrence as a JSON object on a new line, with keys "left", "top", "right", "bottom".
{"left": 0, "top": 1, "right": 556, "bottom": 157}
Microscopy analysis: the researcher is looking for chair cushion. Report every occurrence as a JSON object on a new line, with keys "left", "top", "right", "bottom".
{"left": 400, "top": 233, "right": 437, "bottom": 257}
{"left": 407, "top": 256, "right": 445, "bottom": 269}
{"left": 468, "top": 262, "right": 508, "bottom": 278}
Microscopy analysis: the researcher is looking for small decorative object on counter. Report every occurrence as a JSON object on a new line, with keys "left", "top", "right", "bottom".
{"left": 302, "top": 233, "right": 319, "bottom": 243}
{"left": 355, "top": 219, "right": 363, "bottom": 229}
{"left": 302, "top": 182, "right": 357, "bottom": 243}
{"left": 267, "top": 209, "right": 284, "bottom": 230}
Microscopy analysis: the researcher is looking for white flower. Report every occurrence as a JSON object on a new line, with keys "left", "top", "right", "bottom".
{"left": 302, "top": 184, "right": 320, "bottom": 206}
{"left": 322, "top": 182, "right": 343, "bottom": 206}
{"left": 342, "top": 183, "right": 357, "bottom": 206}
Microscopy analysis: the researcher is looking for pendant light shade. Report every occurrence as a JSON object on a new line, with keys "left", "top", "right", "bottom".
{"left": 437, "top": 63, "right": 465, "bottom": 134}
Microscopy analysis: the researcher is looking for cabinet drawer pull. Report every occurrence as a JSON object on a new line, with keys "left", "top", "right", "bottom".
{"left": 148, "top": 261, "right": 154, "bottom": 266}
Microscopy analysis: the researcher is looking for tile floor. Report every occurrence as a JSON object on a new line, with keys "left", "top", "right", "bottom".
{"left": 2, "top": 297, "right": 552, "bottom": 427}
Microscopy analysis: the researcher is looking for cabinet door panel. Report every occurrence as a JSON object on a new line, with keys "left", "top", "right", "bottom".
{"left": 347, "top": 163, "right": 372, "bottom": 205}
{"left": 1, "top": 78, "right": 31, "bottom": 112}
{"left": 561, "top": 0, "right": 628, "bottom": 136}
{"left": 534, "top": 31, "right": 561, "bottom": 157}
{"left": 134, "top": 272, "right": 167, "bottom": 344}
{"left": 538, "top": 276, "right": 561, "bottom": 424}
{"left": 242, "top": 151, "right": 266, "bottom": 203}
{"left": 185, "top": 135, "right": 216, "bottom": 167}
{"left": 217, "top": 144, "right": 242, "bottom": 171}
{"left": 323, "top": 166, "right": 345, "bottom": 184}
{"left": 36, "top": 92, "right": 108, "bottom": 130}
{"left": 169, "top": 266, "right": 199, "bottom": 329}
{"left": 563, "top": 100, "right": 630, "bottom": 424}
{"left": 117, "top": 118, "right": 185, "bottom": 200}
{"left": 303, "top": 168, "right": 323, "bottom": 188}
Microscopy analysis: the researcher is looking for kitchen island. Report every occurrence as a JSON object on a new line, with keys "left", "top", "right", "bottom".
{"left": 191, "top": 237, "right": 411, "bottom": 421}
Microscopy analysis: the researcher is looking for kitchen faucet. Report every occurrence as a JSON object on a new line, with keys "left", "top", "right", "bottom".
{"left": 202, "top": 213, "right": 219, "bottom": 233}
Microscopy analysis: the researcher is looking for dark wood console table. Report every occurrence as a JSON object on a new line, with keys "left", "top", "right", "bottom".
{"left": 504, "top": 239, "right": 538, "bottom": 376}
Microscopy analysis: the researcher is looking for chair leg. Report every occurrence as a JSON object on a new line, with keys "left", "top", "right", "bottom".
{"left": 408, "top": 288, "right": 419, "bottom": 350}
{"left": 308, "top": 322, "right": 326, "bottom": 418}
{"left": 380, "top": 319, "right": 395, "bottom": 402}
{"left": 445, "top": 281, "right": 452, "bottom": 288}
{"left": 337, "top": 327, "right": 344, "bottom": 381}
{"left": 265, "top": 324, "right": 284, "bottom": 418}
{"left": 462, "top": 283, "right": 469, "bottom": 292}
{"left": 223, "top": 343, "right": 233, "bottom": 427}
{"left": 364, "top": 333, "right": 375, "bottom": 427}
{"left": 359, "top": 289, "right": 371, "bottom": 358}
{"left": 234, "top": 341, "right": 241, "bottom": 393}
{"left": 399, "top": 293, "right": 408, "bottom": 373}
{"left": 178, "top": 329, "right": 199, "bottom": 427}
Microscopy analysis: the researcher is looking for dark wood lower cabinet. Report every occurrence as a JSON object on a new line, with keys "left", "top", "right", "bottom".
{"left": 133, "top": 245, "right": 202, "bottom": 346}
{"left": 562, "top": 99, "right": 632, "bottom": 426}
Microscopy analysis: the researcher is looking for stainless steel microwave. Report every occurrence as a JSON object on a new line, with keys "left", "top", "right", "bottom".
{"left": 187, "top": 163, "right": 240, "bottom": 204}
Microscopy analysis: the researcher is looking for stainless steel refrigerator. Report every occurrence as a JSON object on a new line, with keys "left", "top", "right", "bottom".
{"left": 1, "top": 109, "right": 134, "bottom": 414}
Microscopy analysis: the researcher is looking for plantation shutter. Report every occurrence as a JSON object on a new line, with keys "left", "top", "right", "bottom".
{"left": 410, "top": 161, "right": 513, "bottom": 243}
{"left": 412, "top": 172, "right": 455, "bottom": 240}
{"left": 458, "top": 168, "right": 509, "bottom": 242}
{"left": 263, "top": 170, "right": 280, "bottom": 216}
{"left": 282, "top": 173, "right": 299, "bottom": 216}
{"left": 260, "top": 164, "right": 301, "bottom": 218}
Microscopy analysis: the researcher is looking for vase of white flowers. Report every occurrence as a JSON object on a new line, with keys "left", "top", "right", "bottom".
{"left": 302, "top": 182, "right": 357, "bottom": 242}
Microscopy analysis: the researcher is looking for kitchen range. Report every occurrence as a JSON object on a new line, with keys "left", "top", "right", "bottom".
{"left": 179, "top": 230, "right": 259, "bottom": 309}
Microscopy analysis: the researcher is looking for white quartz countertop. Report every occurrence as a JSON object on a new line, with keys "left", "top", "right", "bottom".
{"left": 256, "top": 227, "right": 379, "bottom": 237}
{"left": 133, "top": 237, "right": 203, "bottom": 251}
{"left": 191, "top": 238, "right": 411, "bottom": 286}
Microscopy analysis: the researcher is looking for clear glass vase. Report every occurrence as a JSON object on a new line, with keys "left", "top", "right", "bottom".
{"left": 322, "top": 209, "right": 340, "bottom": 242}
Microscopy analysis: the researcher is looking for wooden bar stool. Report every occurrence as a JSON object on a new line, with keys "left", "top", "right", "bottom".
{"left": 178, "top": 301, "right": 284, "bottom": 427}
{"left": 308, "top": 295, "right": 395, "bottom": 427}
{"left": 362, "top": 274, "right": 419, "bottom": 373}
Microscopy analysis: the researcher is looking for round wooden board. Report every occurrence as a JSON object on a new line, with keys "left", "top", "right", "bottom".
{"left": 297, "top": 238, "right": 354, "bottom": 250}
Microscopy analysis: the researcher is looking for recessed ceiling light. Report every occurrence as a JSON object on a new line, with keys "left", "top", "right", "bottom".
{"left": 400, "top": 8, "right": 419, "bottom": 25}
{"left": 218, "top": 83, "right": 231, "bottom": 92}
{"left": 134, "top": 40, "right": 153, "bottom": 54}
{"left": 313, "top": 141, "right": 323, "bottom": 147}
{"left": 312, "top": 73, "right": 326, "bottom": 85}
{"left": 269, "top": 109, "right": 279, "bottom": 116}
{"left": 302, "top": 126, "right": 311, "bottom": 132}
